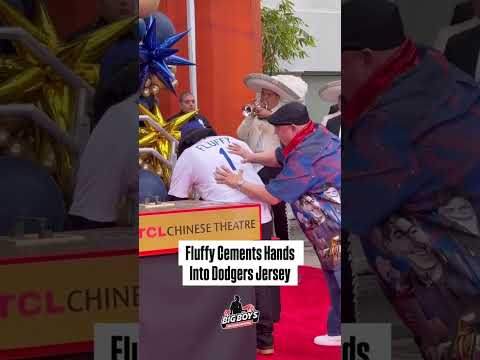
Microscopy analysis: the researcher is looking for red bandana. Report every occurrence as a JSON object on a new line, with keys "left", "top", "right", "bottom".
{"left": 343, "top": 39, "right": 419, "bottom": 128}
{"left": 283, "top": 121, "right": 316, "bottom": 157}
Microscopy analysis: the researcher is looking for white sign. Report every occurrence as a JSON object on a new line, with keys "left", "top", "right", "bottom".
{"left": 94, "top": 323, "right": 138, "bottom": 360}
{"left": 179, "top": 241, "right": 304, "bottom": 286}
{"left": 342, "top": 323, "right": 392, "bottom": 360}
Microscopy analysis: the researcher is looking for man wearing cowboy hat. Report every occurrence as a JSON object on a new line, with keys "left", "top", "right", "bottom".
{"left": 236, "top": 74, "right": 308, "bottom": 353}
{"left": 319, "top": 80, "right": 342, "bottom": 137}
{"left": 239, "top": 73, "right": 309, "bottom": 155}
{"left": 238, "top": 73, "right": 308, "bottom": 241}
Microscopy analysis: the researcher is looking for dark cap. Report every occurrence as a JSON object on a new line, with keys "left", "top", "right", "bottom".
{"left": 342, "top": 0, "right": 406, "bottom": 51}
{"left": 266, "top": 102, "right": 309, "bottom": 126}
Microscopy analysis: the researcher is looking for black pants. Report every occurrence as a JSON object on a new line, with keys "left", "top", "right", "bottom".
{"left": 65, "top": 214, "right": 115, "bottom": 230}
{"left": 341, "top": 230, "right": 356, "bottom": 323}
{"left": 258, "top": 166, "right": 289, "bottom": 240}
{"left": 256, "top": 221, "right": 281, "bottom": 348}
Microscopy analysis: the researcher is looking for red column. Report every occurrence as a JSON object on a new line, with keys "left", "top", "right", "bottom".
{"left": 195, "top": 0, "right": 263, "bottom": 136}
{"left": 161, "top": 0, "right": 263, "bottom": 136}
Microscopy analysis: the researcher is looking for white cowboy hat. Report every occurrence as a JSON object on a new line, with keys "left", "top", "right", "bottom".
{"left": 318, "top": 80, "right": 341, "bottom": 103}
{"left": 244, "top": 73, "right": 308, "bottom": 103}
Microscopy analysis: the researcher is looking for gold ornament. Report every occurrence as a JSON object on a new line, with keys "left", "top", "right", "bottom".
{"left": 0, "top": 1, "right": 136, "bottom": 108}
{"left": 142, "top": 75, "right": 163, "bottom": 98}
{"left": 7, "top": 138, "right": 35, "bottom": 161}
{"left": 38, "top": 137, "right": 57, "bottom": 173}
{"left": 139, "top": 155, "right": 163, "bottom": 177}
{"left": 0, "top": 128, "right": 10, "bottom": 148}
{"left": 151, "top": 85, "right": 160, "bottom": 95}
{"left": 452, "top": 316, "right": 477, "bottom": 359}
{"left": 0, "top": 115, "right": 27, "bottom": 133}
{"left": 138, "top": 103, "right": 197, "bottom": 185}
{"left": 0, "top": 1, "right": 136, "bottom": 188}
{"left": 140, "top": 71, "right": 179, "bottom": 100}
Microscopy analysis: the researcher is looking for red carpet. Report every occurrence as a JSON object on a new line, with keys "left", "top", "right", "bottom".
{"left": 257, "top": 266, "right": 341, "bottom": 360}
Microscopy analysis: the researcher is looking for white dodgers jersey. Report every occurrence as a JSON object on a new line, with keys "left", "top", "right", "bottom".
{"left": 168, "top": 136, "right": 272, "bottom": 224}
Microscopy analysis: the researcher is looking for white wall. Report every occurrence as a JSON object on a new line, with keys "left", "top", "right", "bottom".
{"left": 262, "top": 1, "right": 341, "bottom": 122}
{"left": 262, "top": 0, "right": 341, "bottom": 72}
{"left": 396, "top": 0, "right": 467, "bottom": 46}
{"left": 302, "top": 74, "right": 340, "bottom": 123}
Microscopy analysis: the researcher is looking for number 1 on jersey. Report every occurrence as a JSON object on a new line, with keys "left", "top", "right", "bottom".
{"left": 219, "top": 148, "right": 237, "bottom": 171}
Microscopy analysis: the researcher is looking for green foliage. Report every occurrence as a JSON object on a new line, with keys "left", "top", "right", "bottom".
{"left": 261, "top": 0, "right": 316, "bottom": 75}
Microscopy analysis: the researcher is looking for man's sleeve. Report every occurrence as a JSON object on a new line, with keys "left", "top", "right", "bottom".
{"left": 199, "top": 114, "right": 213, "bottom": 129}
{"left": 275, "top": 147, "right": 285, "bottom": 165}
{"left": 237, "top": 116, "right": 255, "bottom": 142}
{"left": 266, "top": 150, "right": 340, "bottom": 204}
{"left": 168, "top": 153, "right": 194, "bottom": 199}
{"left": 342, "top": 150, "right": 432, "bottom": 237}
{"left": 236, "top": 139, "right": 254, "bottom": 153}
{"left": 326, "top": 116, "right": 341, "bottom": 136}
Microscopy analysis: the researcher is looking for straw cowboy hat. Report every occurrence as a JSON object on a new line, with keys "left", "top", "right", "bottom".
{"left": 244, "top": 73, "right": 308, "bottom": 104}
{"left": 318, "top": 80, "right": 341, "bottom": 103}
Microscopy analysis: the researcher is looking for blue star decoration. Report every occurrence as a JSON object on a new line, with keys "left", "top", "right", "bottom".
{"left": 139, "top": 17, "right": 195, "bottom": 94}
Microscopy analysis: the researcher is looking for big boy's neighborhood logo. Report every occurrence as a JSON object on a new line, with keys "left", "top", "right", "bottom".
{"left": 221, "top": 295, "right": 260, "bottom": 329}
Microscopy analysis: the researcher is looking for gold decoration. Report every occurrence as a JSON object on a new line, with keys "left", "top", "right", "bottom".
{"left": 6, "top": 137, "right": 35, "bottom": 161}
{"left": 451, "top": 316, "right": 477, "bottom": 359}
{"left": 0, "top": 0, "right": 136, "bottom": 189}
{"left": 39, "top": 136, "right": 56, "bottom": 173}
{"left": 139, "top": 156, "right": 162, "bottom": 176}
{"left": 0, "top": 128, "right": 10, "bottom": 148}
{"left": 0, "top": 115, "right": 27, "bottom": 133}
{"left": 141, "top": 71, "right": 178, "bottom": 100}
{"left": 138, "top": 103, "right": 197, "bottom": 185}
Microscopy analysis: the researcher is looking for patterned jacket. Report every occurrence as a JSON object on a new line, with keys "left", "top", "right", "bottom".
{"left": 343, "top": 46, "right": 480, "bottom": 358}
{"left": 267, "top": 125, "right": 341, "bottom": 271}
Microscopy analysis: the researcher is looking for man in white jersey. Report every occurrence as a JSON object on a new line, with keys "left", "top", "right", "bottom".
{"left": 168, "top": 128, "right": 278, "bottom": 355}
{"left": 169, "top": 131, "right": 272, "bottom": 227}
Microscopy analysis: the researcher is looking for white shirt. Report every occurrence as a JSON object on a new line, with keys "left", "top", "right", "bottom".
{"left": 476, "top": 51, "right": 480, "bottom": 81}
{"left": 168, "top": 136, "right": 272, "bottom": 224}
{"left": 321, "top": 110, "right": 340, "bottom": 126}
{"left": 69, "top": 95, "right": 138, "bottom": 222}
{"left": 322, "top": 110, "right": 341, "bottom": 139}
{"left": 433, "top": 17, "right": 480, "bottom": 53}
